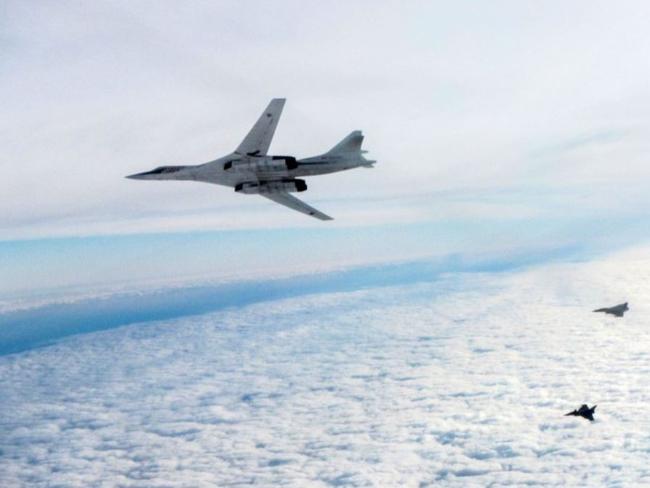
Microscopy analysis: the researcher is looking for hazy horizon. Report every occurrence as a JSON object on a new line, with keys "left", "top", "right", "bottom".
{"left": 3, "top": 1, "right": 650, "bottom": 295}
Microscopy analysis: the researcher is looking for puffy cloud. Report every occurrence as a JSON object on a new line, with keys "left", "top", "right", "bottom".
{"left": 1, "top": 250, "right": 650, "bottom": 485}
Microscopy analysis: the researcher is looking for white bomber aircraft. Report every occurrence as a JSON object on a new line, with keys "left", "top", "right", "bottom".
{"left": 126, "top": 98, "right": 375, "bottom": 220}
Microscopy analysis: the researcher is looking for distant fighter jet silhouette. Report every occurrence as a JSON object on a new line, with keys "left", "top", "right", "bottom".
{"left": 593, "top": 302, "right": 629, "bottom": 317}
{"left": 565, "top": 404, "right": 596, "bottom": 421}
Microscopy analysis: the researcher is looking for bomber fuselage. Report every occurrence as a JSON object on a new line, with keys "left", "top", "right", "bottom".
{"left": 127, "top": 152, "right": 373, "bottom": 188}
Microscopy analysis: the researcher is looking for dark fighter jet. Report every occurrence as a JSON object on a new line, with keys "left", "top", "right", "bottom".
{"left": 593, "top": 302, "right": 629, "bottom": 317}
{"left": 565, "top": 404, "right": 596, "bottom": 421}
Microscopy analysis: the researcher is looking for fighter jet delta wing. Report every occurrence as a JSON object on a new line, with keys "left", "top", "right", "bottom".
{"left": 235, "top": 98, "right": 285, "bottom": 156}
{"left": 261, "top": 193, "right": 333, "bottom": 221}
{"left": 593, "top": 302, "right": 629, "bottom": 317}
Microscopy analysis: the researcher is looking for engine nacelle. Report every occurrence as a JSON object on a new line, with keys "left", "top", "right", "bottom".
{"left": 235, "top": 179, "right": 307, "bottom": 194}
{"left": 224, "top": 156, "right": 298, "bottom": 172}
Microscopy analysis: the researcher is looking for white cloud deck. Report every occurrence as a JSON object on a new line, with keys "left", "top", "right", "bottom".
{"left": 1, "top": 251, "right": 649, "bottom": 486}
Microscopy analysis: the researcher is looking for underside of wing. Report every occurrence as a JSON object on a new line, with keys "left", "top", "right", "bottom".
{"left": 236, "top": 98, "right": 285, "bottom": 156}
{"left": 261, "top": 193, "right": 333, "bottom": 221}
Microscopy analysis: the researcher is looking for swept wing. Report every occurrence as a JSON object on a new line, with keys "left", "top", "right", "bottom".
{"left": 261, "top": 193, "right": 333, "bottom": 221}
{"left": 235, "top": 98, "right": 285, "bottom": 156}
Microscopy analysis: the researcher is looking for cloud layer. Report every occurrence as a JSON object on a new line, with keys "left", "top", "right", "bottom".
{"left": 1, "top": 250, "right": 650, "bottom": 486}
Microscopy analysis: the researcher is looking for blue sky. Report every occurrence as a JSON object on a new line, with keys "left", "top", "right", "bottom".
{"left": 2, "top": 212, "right": 649, "bottom": 298}
{"left": 2, "top": 1, "right": 650, "bottom": 296}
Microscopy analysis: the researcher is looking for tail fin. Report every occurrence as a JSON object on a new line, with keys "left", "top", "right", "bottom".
{"left": 326, "top": 130, "right": 375, "bottom": 167}
{"left": 326, "top": 130, "right": 364, "bottom": 155}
